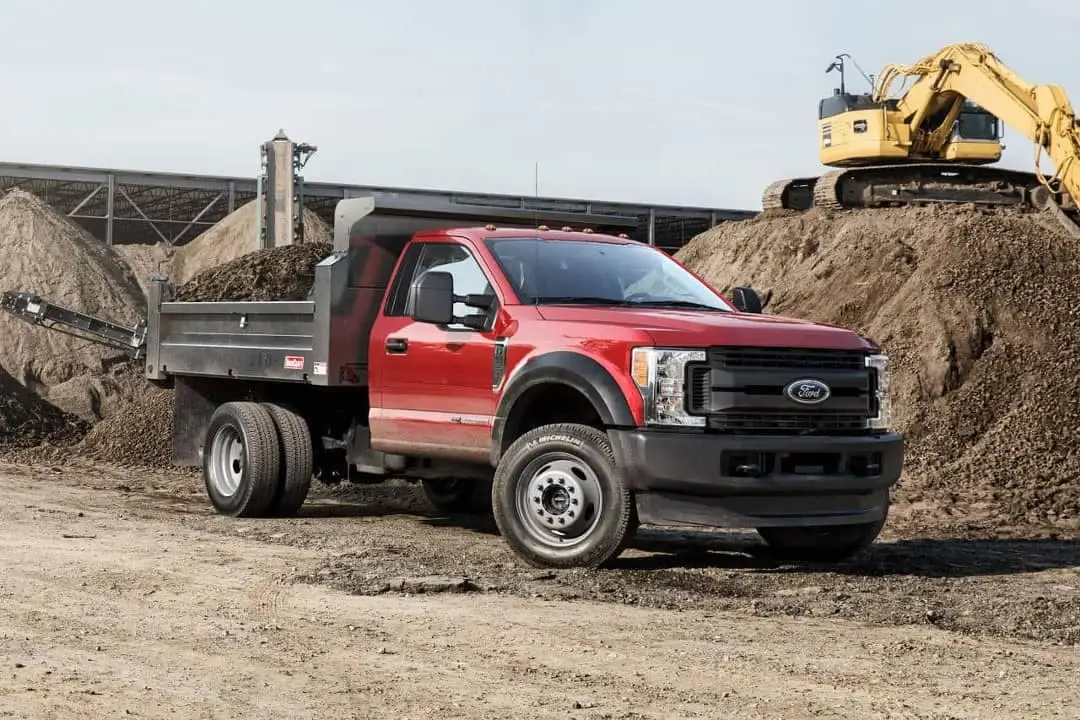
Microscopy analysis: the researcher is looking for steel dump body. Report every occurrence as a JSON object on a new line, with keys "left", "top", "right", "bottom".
{"left": 145, "top": 292, "right": 326, "bottom": 384}
{"left": 142, "top": 196, "right": 638, "bottom": 388}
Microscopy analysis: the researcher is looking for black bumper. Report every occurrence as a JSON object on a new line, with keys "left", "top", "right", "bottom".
{"left": 609, "top": 429, "right": 904, "bottom": 529}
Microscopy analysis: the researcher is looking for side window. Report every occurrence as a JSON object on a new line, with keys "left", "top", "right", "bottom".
{"left": 383, "top": 242, "right": 425, "bottom": 317}
{"left": 416, "top": 244, "right": 495, "bottom": 328}
{"left": 383, "top": 241, "right": 496, "bottom": 328}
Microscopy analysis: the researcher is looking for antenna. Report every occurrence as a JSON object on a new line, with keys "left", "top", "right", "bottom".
{"left": 826, "top": 54, "right": 847, "bottom": 94}
{"left": 534, "top": 161, "right": 540, "bottom": 234}
{"left": 828, "top": 53, "right": 876, "bottom": 94}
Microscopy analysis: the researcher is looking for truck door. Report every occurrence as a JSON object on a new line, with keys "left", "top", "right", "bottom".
{"left": 369, "top": 239, "right": 501, "bottom": 463}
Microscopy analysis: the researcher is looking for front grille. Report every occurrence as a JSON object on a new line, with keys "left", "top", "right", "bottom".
{"left": 692, "top": 346, "right": 873, "bottom": 435}
{"left": 708, "top": 410, "right": 869, "bottom": 434}
{"left": 708, "top": 347, "right": 866, "bottom": 371}
{"left": 687, "top": 364, "right": 711, "bottom": 413}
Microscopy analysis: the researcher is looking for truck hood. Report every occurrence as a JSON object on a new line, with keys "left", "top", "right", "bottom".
{"left": 536, "top": 306, "right": 875, "bottom": 351}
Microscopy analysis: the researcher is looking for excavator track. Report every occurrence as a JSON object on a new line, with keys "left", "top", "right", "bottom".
{"left": 761, "top": 177, "right": 818, "bottom": 212}
{"left": 762, "top": 163, "right": 1080, "bottom": 238}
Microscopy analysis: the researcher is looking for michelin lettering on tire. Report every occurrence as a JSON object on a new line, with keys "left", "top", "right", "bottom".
{"left": 492, "top": 423, "right": 636, "bottom": 569}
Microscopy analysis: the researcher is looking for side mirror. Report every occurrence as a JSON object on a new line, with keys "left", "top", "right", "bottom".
{"left": 407, "top": 271, "right": 454, "bottom": 325}
{"left": 731, "top": 286, "right": 763, "bottom": 314}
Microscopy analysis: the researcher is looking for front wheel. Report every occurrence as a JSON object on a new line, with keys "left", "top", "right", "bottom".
{"left": 492, "top": 423, "right": 637, "bottom": 569}
{"left": 756, "top": 515, "right": 886, "bottom": 563}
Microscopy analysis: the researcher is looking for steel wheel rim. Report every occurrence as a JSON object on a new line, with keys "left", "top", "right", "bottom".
{"left": 516, "top": 454, "right": 603, "bottom": 548}
{"left": 208, "top": 425, "right": 245, "bottom": 498}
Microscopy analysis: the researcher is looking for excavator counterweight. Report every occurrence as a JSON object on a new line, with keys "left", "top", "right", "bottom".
{"left": 763, "top": 44, "right": 1080, "bottom": 238}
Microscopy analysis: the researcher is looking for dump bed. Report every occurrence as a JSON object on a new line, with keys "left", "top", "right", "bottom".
{"left": 144, "top": 287, "right": 326, "bottom": 384}
{"left": 143, "top": 196, "right": 637, "bottom": 388}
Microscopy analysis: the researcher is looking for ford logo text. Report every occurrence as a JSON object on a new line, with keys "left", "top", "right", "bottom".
{"left": 784, "top": 378, "right": 830, "bottom": 405}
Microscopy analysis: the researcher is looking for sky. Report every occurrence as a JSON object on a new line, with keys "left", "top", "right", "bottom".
{"left": 0, "top": 0, "right": 1075, "bottom": 212}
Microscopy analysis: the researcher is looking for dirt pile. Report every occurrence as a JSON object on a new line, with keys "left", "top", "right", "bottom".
{"left": 0, "top": 364, "right": 88, "bottom": 448}
{"left": 113, "top": 243, "right": 175, "bottom": 298}
{"left": 75, "top": 385, "right": 175, "bottom": 467}
{"left": 171, "top": 199, "right": 332, "bottom": 285}
{"left": 678, "top": 204, "right": 1080, "bottom": 531}
{"left": 173, "top": 242, "right": 334, "bottom": 302}
{"left": 0, "top": 188, "right": 147, "bottom": 416}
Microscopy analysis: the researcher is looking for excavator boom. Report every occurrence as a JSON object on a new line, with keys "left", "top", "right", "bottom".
{"left": 763, "top": 43, "right": 1080, "bottom": 238}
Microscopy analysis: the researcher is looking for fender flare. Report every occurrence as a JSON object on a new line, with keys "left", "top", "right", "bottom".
{"left": 490, "top": 351, "right": 636, "bottom": 465}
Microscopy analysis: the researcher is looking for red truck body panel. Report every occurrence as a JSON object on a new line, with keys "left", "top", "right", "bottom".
{"left": 367, "top": 226, "right": 877, "bottom": 463}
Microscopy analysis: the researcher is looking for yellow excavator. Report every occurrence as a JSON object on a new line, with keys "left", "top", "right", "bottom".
{"left": 763, "top": 42, "right": 1080, "bottom": 238}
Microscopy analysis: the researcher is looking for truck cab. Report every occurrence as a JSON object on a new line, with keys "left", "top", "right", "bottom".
{"left": 360, "top": 218, "right": 902, "bottom": 568}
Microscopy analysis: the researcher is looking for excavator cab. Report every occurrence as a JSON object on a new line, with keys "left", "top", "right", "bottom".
{"left": 940, "top": 100, "right": 1003, "bottom": 163}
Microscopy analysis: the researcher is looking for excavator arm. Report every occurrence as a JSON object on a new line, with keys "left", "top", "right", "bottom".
{"left": 874, "top": 43, "right": 1079, "bottom": 218}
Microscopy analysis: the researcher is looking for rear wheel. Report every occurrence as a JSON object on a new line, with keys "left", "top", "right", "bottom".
{"left": 202, "top": 402, "right": 281, "bottom": 518}
{"left": 492, "top": 423, "right": 637, "bottom": 569}
{"left": 261, "top": 403, "right": 314, "bottom": 517}
{"left": 421, "top": 478, "right": 492, "bottom": 514}
{"left": 756, "top": 515, "right": 886, "bottom": 562}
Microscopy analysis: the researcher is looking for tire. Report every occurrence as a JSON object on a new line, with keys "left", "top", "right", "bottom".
{"left": 492, "top": 423, "right": 637, "bottom": 569}
{"left": 262, "top": 403, "right": 314, "bottom": 517}
{"left": 202, "top": 402, "right": 281, "bottom": 518}
{"left": 756, "top": 514, "right": 887, "bottom": 563}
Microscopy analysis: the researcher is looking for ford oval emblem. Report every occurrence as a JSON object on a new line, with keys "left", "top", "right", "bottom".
{"left": 784, "top": 378, "right": 830, "bottom": 405}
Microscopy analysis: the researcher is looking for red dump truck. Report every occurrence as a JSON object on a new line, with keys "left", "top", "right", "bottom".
{"left": 2, "top": 197, "right": 903, "bottom": 568}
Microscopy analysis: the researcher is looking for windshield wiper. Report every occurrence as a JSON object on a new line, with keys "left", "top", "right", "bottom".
{"left": 532, "top": 296, "right": 730, "bottom": 312}
{"left": 623, "top": 299, "right": 731, "bottom": 311}
{"left": 532, "top": 296, "right": 624, "bottom": 305}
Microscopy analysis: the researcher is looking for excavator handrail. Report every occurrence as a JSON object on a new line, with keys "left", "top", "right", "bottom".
{"left": 868, "top": 42, "right": 1079, "bottom": 209}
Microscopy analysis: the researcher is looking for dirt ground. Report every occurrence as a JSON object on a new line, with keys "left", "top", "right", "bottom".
{"left": 1, "top": 461, "right": 1077, "bottom": 719}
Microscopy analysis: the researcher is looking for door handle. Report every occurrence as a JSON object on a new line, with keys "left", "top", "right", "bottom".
{"left": 385, "top": 337, "right": 408, "bottom": 354}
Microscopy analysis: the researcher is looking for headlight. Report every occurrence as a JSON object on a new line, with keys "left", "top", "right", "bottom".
{"left": 865, "top": 353, "right": 890, "bottom": 430}
{"left": 630, "top": 347, "right": 706, "bottom": 427}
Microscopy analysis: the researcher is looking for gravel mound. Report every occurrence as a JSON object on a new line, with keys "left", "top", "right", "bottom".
{"left": 0, "top": 365, "right": 88, "bottom": 448}
{"left": 678, "top": 204, "right": 1080, "bottom": 531}
{"left": 172, "top": 199, "right": 331, "bottom": 285}
{"left": 75, "top": 387, "right": 174, "bottom": 467}
{"left": 173, "top": 242, "right": 334, "bottom": 302}
{"left": 0, "top": 189, "right": 145, "bottom": 394}
{"left": 113, "top": 242, "right": 175, "bottom": 299}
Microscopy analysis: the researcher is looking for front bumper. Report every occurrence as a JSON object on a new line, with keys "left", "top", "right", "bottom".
{"left": 608, "top": 429, "right": 904, "bottom": 529}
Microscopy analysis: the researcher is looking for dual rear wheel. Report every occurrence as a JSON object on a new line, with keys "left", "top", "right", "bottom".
{"left": 202, "top": 401, "right": 313, "bottom": 518}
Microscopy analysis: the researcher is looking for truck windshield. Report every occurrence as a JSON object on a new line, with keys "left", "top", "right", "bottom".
{"left": 485, "top": 237, "right": 733, "bottom": 311}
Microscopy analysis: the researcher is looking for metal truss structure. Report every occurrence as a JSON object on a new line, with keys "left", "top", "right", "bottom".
{"left": 0, "top": 160, "right": 756, "bottom": 253}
